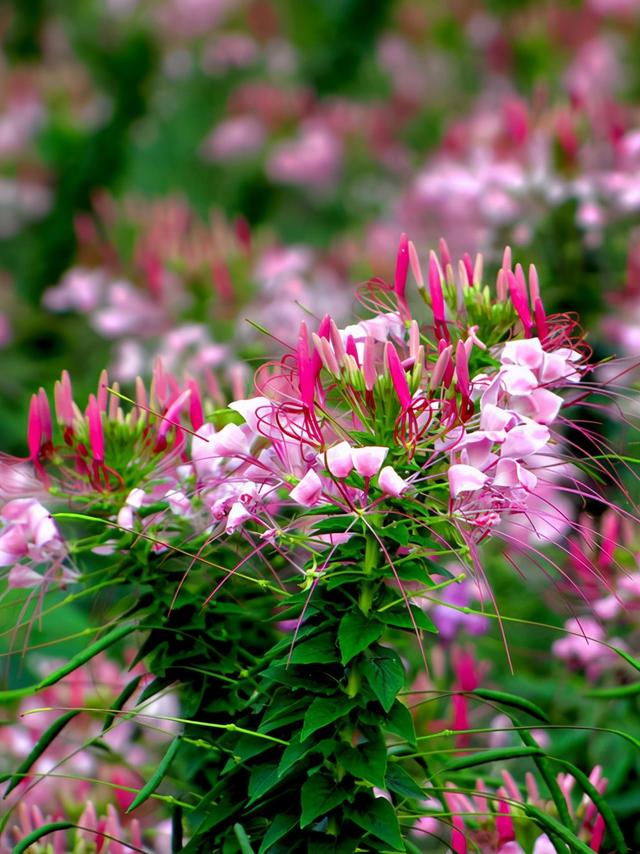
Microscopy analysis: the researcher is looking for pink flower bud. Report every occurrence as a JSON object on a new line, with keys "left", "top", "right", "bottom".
{"left": 455, "top": 340, "right": 470, "bottom": 397}
{"left": 86, "top": 394, "right": 104, "bottom": 462}
{"left": 394, "top": 232, "right": 409, "bottom": 299}
{"left": 386, "top": 342, "right": 412, "bottom": 409}
{"left": 428, "top": 251, "right": 446, "bottom": 325}
{"left": 289, "top": 468, "right": 323, "bottom": 507}
{"left": 27, "top": 394, "right": 41, "bottom": 460}
{"left": 408, "top": 240, "right": 424, "bottom": 289}
{"left": 157, "top": 388, "right": 191, "bottom": 442}
{"left": 439, "top": 237, "right": 452, "bottom": 272}
{"left": 352, "top": 446, "right": 388, "bottom": 478}
{"left": 378, "top": 465, "right": 408, "bottom": 497}
{"left": 431, "top": 344, "right": 453, "bottom": 391}
{"left": 54, "top": 370, "right": 75, "bottom": 428}
{"left": 363, "top": 336, "right": 377, "bottom": 391}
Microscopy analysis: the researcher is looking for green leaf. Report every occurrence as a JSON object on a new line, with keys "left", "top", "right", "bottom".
{"left": 233, "top": 823, "right": 256, "bottom": 854}
{"left": 5, "top": 710, "right": 79, "bottom": 797}
{"left": 311, "top": 516, "right": 358, "bottom": 534}
{"left": 337, "top": 730, "right": 387, "bottom": 788}
{"left": 258, "top": 814, "right": 298, "bottom": 853}
{"left": 289, "top": 632, "right": 339, "bottom": 665}
{"left": 386, "top": 701, "right": 417, "bottom": 747}
{"left": 383, "top": 524, "right": 410, "bottom": 547}
{"left": 300, "top": 773, "right": 348, "bottom": 828}
{"left": 346, "top": 796, "right": 404, "bottom": 850}
{"left": 301, "top": 695, "right": 356, "bottom": 740}
{"left": 247, "top": 764, "right": 282, "bottom": 805}
{"left": 338, "top": 611, "right": 384, "bottom": 664}
{"left": 385, "top": 762, "right": 424, "bottom": 800}
{"left": 378, "top": 606, "right": 437, "bottom": 633}
{"left": 362, "top": 647, "right": 405, "bottom": 713}
{"left": 12, "top": 822, "right": 74, "bottom": 854}
{"left": 277, "top": 734, "right": 333, "bottom": 778}
{"left": 127, "top": 735, "right": 181, "bottom": 813}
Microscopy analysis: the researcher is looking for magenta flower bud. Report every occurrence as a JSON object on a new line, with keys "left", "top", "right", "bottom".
{"left": 97, "top": 369, "right": 109, "bottom": 413}
{"left": 297, "top": 322, "right": 316, "bottom": 408}
{"left": 157, "top": 388, "right": 191, "bottom": 442}
{"left": 495, "top": 796, "right": 515, "bottom": 845}
{"left": 37, "top": 388, "right": 52, "bottom": 444}
{"left": 473, "top": 252, "right": 483, "bottom": 286}
{"left": 386, "top": 342, "right": 412, "bottom": 409}
{"left": 528, "top": 263, "right": 540, "bottom": 303}
{"left": 439, "top": 237, "right": 451, "bottom": 272}
{"left": 289, "top": 468, "right": 323, "bottom": 507}
{"left": 378, "top": 465, "right": 408, "bottom": 497}
{"left": 312, "top": 333, "right": 340, "bottom": 376}
{"left": 448, "top": 464, "right": 488, "bottom": 497}
{"left": 408, "top": 240, "right": 424, "bottom": 289}
{"left": 329, "top": 318, "right": 346, "bottom": 365}
{"left": 454, "top": 340, "right": 470, "bottom": 397}
{"left": 27, "top": 395, "right": 41, "bottom": 461}
{"left": 409, "top": 320, "right": 420, "bottom": 359}
{"left": 502, "top": 245, "right": 512, "bottom": 272}
{"left": 394, "top": 232, "right": 409, "bottom": 300}
{"left": 345, "top": 334, "right": 360, "bottom": 367}
{"left": 86, "top": 394, "right": 105, "bottom": 462}
{"left": 188, "top": 379, "right": 204, "bottom": 431}
{"left": 430, "top": 344, "right": 453, "bottom": 390}
{"left": 534, "top": 298, "right": 549, "bottom": 341}
{"left": 462, "top": 253, "right": 474, "bottom": 287}
{"left": 428, "top": 251, "right": 446, "bottom": 325}
{"left": 363, "top": 336, "right": 377, "bottom": 391}
{"left": 54, "top": 370, "right": 74, "bottom": 428}
{"left": 324, "top": 441, "right": 354, "bottom": 478}
{"left": 352, "top": 446, "right": 388, "bottom": 478}
{"left": 507, "top": 270, "right": 532, "bottom": 335}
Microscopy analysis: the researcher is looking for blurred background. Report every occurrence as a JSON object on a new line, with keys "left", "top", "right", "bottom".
{"left": 2, "top": 0, "right": 640, "bottom": 454}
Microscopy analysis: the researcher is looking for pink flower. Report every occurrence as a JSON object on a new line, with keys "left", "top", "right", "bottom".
{"left": 289, "top": 469, "right": 323, "bottom": 507}
{"left": 448, "top": 464, "right": 489, "bottom": 497}
{"left": 323, "top": 441, "right": 354, "bottom": 479}
{"left": 378, "top": 466, "right": 409, "bottom": 497}
{"left": 500, "top": 422, "right": 550, "bottom": 459}
{"left": 351, "top": 446, "right": 389, "bottom": 478}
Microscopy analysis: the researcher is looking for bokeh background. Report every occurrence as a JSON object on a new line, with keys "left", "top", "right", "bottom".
{"left": 2, "top": 0, "right": 640, "bottom": 452}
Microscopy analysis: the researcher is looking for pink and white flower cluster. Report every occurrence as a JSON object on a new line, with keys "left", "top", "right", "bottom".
{"left": 0, "top": 498, "right": 72, "bottom": 589}
{"left": 447, "top": 336, "right": 582, "bottom": 540}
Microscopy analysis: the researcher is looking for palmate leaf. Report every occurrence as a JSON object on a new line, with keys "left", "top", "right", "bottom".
{"left": 362, "top": 646, "right": 405, "bottom": 713}
{"left": 300, "top": 772, "right": 348, "bottom": 828}
{"left": 345, "top": 796, "right": 404, "bottom": 851}
{"left": 337, "top": 730, "right": 387, "bottom": 788}
{"left": 301, "top": 695, "right": 357, "bottom": 740}
{"left": 337, "top": 610, "right": 384, "bottom": 664}
{"left": 258, "top": 814, "right": 298, "bottom": 853}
